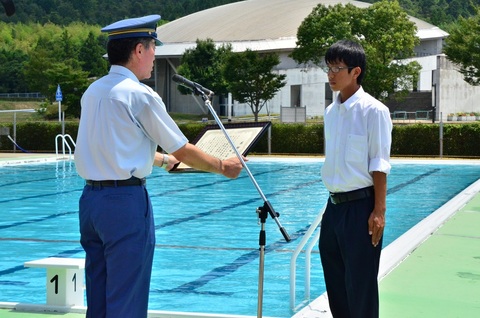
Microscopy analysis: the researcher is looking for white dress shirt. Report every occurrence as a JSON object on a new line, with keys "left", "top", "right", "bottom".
{"left": 75, "top": 65, "right": 188, "bottom": 180}
{"left": 321, "top": 87, "right": 392, "bottom": 193}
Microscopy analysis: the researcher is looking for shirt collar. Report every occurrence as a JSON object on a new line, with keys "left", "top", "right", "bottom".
{"left": 334, "top": 86, "right": 365, "bottom": 111}
{"left": 109, "top": 65, "right": 140, "bottom": 83}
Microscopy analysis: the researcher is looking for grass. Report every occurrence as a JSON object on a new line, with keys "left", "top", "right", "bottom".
{"left": 0, "top": 100, "right": 214, "bottom": 124}
{"left": 0, "top": 100, "right": 44, "bottom": 123}
{"left": 0, "top": 100, "right": 323, "bottom": 124}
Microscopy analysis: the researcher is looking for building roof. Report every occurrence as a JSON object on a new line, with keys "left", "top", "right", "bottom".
{"left": 155, "top": 0, "right": 449, "bottom": 57}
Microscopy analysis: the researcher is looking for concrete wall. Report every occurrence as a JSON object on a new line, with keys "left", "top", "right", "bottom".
{"left": 154, "top": 53, "right": 480, "bottom": 122}
{"left": 157, "top": 53, "right": 329, "bottom": 119}
{"left": 434, "top": 55, "right": 480, "bottom": 121}
{"left": 414, "top": 38, "right": 444, "bottom": 57}
{"left": 155, "top": 57, "right": 219, "bottom": 116}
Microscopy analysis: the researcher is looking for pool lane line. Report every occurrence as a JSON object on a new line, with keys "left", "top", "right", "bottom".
{"left": 0, "top": 247, "right": 84, "bottom": 280}
{"left": 0, "top": 167, "right": 441, "bottom": 239}
{"left": 0, "top": 189, "right": 82, "bottom": 204}
{"left": 0, "top": 237, "right": 78, "bottom": 243}
{"left": 0, "top": 168, "right": 445, "bottom": 294}
{"left": 148, "top": 165, "right": 292, "bottom": 196}
{"left": 151, "top": 224, "right": 312, "bottom": 296}
{"left": 0, "top": 211, "right": 78, "bottom": 230}
{"left": 152, "top": 167, "right": 442, "bottom": 230}
{"left": 151, "top": 168, "right": 446, "bottom": 296}
{"left": 0, "top": 164, "right": 78, "bottom": 187}
{"left": 387, "top": 168, "right": 440, "bottom": 195}
{"left": 154, "top": 178, "right": 322, "bottom": 230}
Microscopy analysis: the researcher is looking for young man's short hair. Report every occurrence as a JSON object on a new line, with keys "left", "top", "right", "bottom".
{"left": 325, "top": 40, "right": 366, "bottom": 85}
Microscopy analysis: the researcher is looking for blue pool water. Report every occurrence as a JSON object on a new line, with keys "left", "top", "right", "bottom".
{"left": 0, "top": 158, "right": 479, "bottom": 317}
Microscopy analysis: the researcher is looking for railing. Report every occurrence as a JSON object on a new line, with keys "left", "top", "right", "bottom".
{"left": 391, "top": 110, "right": 433, "bottom": 121}
{"left": 290, "top": 203, "right": 326, "bottom": 311}
{"left": 0, "top": 92, "right": 45, "bottom": 99}
{"left": 55, "top": 134, "right": 76, "bottom": 160}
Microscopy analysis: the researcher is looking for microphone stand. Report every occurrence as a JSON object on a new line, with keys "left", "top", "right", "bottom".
{"left": 191, "top": 87, "right": 291, "bottom": 318}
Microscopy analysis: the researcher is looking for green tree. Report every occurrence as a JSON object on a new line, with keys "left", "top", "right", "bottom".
{"left": 0, "top": 48, "right": 28, "bottom": 93}
{"left": 177, "top": 38, "right": 232, "bottom": 96}
{"left": 361, "top": 0, "right": 422, "bottom": 99}
{"left": 291, "top": 3, "right": 362, "bottom": 66}
{"left": 78, "top": 32, "right": 108, "bottom": 78}
{"left": 223, "top": 49, "right": 286, "bottom": 122}
{"left": 443, "top": 10, "right": 480, "bottom": 85}
{"left": 23, "top": 39, "right": 55, "bottom": 95}
{"left": 23, "top": 34, "right": 89, "bottom": 118}
{"left": 291, "top": 0, "right": 420, "bottom": 101}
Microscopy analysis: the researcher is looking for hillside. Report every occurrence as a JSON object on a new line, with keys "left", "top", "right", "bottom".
{"left": 1, "top": 0, "right": 479, "bottom": 27}
{"left": 1, "top": 0, "right": 243, "bottom": 25}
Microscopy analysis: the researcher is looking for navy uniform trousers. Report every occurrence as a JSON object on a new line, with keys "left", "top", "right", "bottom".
{"left": 319, "top": 195, "right": 382, "bottom": 318}
{"left": 79, "top": 183, "right": 155, "bottom": 318}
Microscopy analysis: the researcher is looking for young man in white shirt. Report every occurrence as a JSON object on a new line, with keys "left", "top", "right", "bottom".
{"left": 320, "top": 40, "right": 392, "bottom": 318}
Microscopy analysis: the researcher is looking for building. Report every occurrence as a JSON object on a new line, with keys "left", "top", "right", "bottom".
{"left": 150, "top": 0, "right": 478, "bottom": 122}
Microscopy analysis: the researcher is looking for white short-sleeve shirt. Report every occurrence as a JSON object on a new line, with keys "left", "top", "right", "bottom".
{"left": 75, "top": 65, "right": 188, "bottom": 180}
{"left": 321, "top": 86, "right": 392, "bottom": 193}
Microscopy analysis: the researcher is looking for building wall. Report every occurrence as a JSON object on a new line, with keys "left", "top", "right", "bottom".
{"left": 414, "top": 38, "right": 444, "bottom": 57}
{"left": 435, "top": 55, "right": 480, "bottom": 120}
{"left": 155, "top": 49, "right": 480, "bottom": 121}
{"left": 223, "top": 52, "right": 329, "bottom": 119}
{"left": 158, "top": 52, "right": 329, "bottom": 119}
{"left": 156, "top": 57, "right": 218, "bottom": 116}
{"left": 413, "top": 55, "right": 437, "bottom": 91}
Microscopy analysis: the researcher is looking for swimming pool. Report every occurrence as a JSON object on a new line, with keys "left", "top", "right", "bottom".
{"left": 0, "top": 157, "right": 479, "bottom": 317}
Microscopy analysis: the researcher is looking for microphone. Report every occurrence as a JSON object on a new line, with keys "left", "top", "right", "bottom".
{"left": 1, "top": 0, "right": 15, "bottom": 16}
{"left": 172, "top": 74, "right": 214, "bottom": 97}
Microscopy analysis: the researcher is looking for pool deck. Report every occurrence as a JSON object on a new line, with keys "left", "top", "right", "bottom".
{"left": 0, "top": 153, "right": 59, "bottom": 165}
{"left": 0, "top": 153, "right": 479, "bottom": 318}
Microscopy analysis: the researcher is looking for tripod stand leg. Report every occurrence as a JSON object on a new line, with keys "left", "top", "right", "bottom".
{"left": 258, "top": 242, "right": 265, "bottom": 318}
{"left": 257, "top": 208, "right": 267, "bottom": 318}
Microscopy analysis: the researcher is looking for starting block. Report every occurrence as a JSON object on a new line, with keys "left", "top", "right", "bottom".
{"left": 24, "top": 257, "right": 85, "bottom": 307}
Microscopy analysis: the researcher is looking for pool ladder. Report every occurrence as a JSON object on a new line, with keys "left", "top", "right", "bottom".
{"left": 55, "top": 134, "right": 76, "bottom": 160}
{"left": 290, "top": 203, "right": 326, "bottom": 312}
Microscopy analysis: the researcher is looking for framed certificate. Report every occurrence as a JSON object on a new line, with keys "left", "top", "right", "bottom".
{"left": 170, "top": 121, "right": 271, "bottom": 172}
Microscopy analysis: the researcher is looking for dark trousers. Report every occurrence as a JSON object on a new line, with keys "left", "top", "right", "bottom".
{"left": 79, "top": 184, "right": 155, "bottom": 318}
{"left": 319, "top": 195, "right": 382, "bottom": 318}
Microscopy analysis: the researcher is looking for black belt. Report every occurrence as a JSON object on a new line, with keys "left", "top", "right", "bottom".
{"left": 329, "top": 186, "right": 373, "bottom": 205}
{"left": 86, "top": 176, "right": 146, "bottom": 187}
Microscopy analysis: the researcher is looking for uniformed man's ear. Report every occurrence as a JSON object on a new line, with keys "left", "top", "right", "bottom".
{"left": 135, "top": 42, "right": 144, "bottom": 55}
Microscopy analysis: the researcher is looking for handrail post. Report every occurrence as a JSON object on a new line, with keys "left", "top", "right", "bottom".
{"left": 290, "top": 204, "right": 326, "bottom": 311}
{"left": 55, "top": 134, "right": 76, "bottom": 160}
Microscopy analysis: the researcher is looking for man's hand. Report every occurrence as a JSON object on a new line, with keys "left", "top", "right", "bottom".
{"left": 165, "top": 154, "right": 180, "bottom": 171}
{"left": 220, "top": 156, "right": 247, "bottom": 179}
{"left": 368, "top": 207, "right": 385, "bottom": 247}
{"left": 154, "top": 152, "right": 180, "bottom": 171}
{"left": 369, "top": 171, "right": 387, "bottom": 247}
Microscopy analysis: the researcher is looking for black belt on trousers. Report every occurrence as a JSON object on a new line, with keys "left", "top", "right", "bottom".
{"left": 329, "top": 186, "right": 374, "bottom": 205}
{"left": 85, "top": 176, "right": 146, "bottom": 187}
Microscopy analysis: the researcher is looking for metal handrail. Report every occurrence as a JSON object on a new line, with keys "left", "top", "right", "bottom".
{"left": 290, "top": 203, "right": 326, "bottom": 311}
{"left": 55, "top": 134, "right": 76, "bottom": 160}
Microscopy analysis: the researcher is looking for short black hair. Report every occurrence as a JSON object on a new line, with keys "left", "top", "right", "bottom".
{"left": 106, "top": 37, "right": 153, "bottom": 65}
{"left": 325, "top": 40, "right": 366, "bottom": 85}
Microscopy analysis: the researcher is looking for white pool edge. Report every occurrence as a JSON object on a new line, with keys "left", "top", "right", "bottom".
{"left": 0, "top": 301, "right": 271, "bottom": 318}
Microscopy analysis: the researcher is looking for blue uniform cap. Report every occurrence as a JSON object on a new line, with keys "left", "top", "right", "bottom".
{"left": 101, "top": 14, "right": 163, "bottom": 46}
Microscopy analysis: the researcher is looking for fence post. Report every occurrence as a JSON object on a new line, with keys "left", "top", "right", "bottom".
{"left": 439, "top": 112, "right": 443, "bottom": 158}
